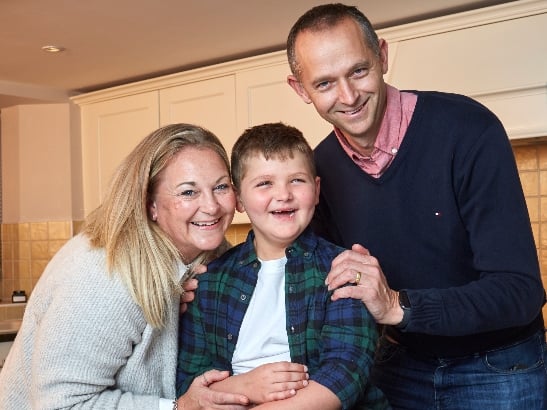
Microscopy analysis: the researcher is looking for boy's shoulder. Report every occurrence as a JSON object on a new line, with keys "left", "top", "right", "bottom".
{"left": 207, "top": 240, "right": 250, "bottom": 271}
{"left": 296, "top": 227, "right": 346, "bottom": 258}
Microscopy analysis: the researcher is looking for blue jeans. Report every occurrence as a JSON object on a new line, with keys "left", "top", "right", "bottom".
{"left": 371, "top": 329, "right": 547, "bottom": 410}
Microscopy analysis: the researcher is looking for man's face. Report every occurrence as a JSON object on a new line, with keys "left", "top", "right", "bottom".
{"left": 288, "top": 18, "right": 388, "bottom": 148}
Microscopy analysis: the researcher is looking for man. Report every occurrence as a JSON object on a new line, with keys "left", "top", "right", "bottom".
{"left": 286, "top": 3, "right": 547, "bottom": 409}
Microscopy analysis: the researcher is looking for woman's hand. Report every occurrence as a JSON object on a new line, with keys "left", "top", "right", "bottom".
{"left": 325, "top": 244, "right": 401, "bottom": 325}
{"left": 180, "top": 264, "right": 207, "bottom": 314}
{"left": 177, "top": 369, "right": 250, "bottom": 410}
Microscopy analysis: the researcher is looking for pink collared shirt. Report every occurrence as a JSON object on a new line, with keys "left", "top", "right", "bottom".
{"left": 335, "top": 85, "right": 417, "bottom": 178}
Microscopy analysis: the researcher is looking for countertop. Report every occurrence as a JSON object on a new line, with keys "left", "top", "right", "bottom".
{"left": 0, "top": 319, "right": 21, "bottom": 342}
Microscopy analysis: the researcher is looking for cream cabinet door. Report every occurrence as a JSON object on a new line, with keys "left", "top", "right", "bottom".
{"left": 80, "top": 91, "right": 159, "bottom": 216}
{"left": 236, "top": 63, "right": 332, "bottom": 148}
{"left": 159, "top": 75, "right": 238, "bottom": 155}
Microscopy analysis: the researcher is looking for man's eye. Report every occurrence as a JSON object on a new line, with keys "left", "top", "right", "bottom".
{"left": 316, "top": 81, "right": 330, "bottom": 90}
{"left": 353, "top": 67, "right": 368, "bottom": 77}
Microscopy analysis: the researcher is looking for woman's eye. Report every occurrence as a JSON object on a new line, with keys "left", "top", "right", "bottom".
{"left": 214, "top": 183, "right": 231, "bottom": 193}
{"left": 177, "top": 189, "right": 198, "bottom": 197}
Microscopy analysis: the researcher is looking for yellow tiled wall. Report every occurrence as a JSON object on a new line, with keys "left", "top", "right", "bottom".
{"left": 225, "top": 224, "right": 252, "bottom": 246}
{"left": 1, "top": 139, "right": 546, "bottom": 324}
{"left": 512, "top": 140, "right": 547, "bottom": 323}
{"left": 0, "top": 221, "right": 75, "bottom": 303}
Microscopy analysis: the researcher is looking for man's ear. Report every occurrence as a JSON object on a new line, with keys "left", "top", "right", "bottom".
{"left": 287, "top": 75, "right": 312, "bottom": 104}
{"left": 378, "top": 38, "right": 389, "bottom": 75}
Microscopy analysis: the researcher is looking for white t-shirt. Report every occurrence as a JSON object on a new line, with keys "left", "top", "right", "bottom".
{"left": 231, "top": 257, "right": 291, "bottom": 375}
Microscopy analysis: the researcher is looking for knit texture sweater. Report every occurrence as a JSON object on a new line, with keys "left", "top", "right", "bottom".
{"left": 0, "top": 234, "right": 179, "bottom": 409}
{"left": 313, "top": 91, "right": 545, "bottom": 357}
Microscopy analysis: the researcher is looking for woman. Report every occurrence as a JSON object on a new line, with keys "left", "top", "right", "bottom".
{"left": 0, "top": 124, "right": 249, "bottom": 409}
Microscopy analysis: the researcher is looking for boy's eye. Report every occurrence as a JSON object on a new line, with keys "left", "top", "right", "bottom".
{"left": 256, "top": 180, "right": 272, "bottom": 188}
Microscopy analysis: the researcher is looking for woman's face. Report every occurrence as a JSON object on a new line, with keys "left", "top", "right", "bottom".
{"left": 149, "top": 146, "right": 236, "bottom": 262}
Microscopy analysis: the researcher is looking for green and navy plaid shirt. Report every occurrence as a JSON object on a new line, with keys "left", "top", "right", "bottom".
{"left": 176, "top": 227, "right": 387, "bottom": 409}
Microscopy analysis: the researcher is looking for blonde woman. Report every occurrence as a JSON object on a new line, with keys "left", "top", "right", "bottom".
{"left": 0, "top": 124, "right": 249, "bottom": 410}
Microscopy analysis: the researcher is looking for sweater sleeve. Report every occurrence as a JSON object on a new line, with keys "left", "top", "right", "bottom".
{"left": 406, "top": 115, "right": 545, "bottom": 336}
{"left": 29, "top": 245, "right": 162, "bottom": 409}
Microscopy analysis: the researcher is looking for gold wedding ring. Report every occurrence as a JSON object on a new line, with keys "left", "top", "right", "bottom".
{"left": 355, "top": 271, "right": 361, "bottom": 285}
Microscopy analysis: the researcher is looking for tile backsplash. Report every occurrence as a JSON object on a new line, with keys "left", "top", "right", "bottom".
{"left": 1, "top": 139, "right": 546, "bottom": 324}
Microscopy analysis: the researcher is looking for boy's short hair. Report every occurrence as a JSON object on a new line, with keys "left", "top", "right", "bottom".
{"left": 231, "top": 122, "right": 316, "bottom": 190}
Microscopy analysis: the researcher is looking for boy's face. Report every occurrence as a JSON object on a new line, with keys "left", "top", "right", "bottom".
{"left": 237, "top": 151, "right": 320, "bottom": 260}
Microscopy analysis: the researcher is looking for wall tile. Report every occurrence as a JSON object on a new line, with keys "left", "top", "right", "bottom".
{"left": 30, "top": 222, "right": 48, "bottom": 240}
{"left": 48, "top": 221, "right": 70, "bottom": 240}
{"left": 513, "top": 145, "right": 538, "bottom": 171}
{"left": 15, "top": 241, "right": 30, "bottom": 260}
{"left": 30, "top": 241, "right": 49, "bottom": 260}
{"left": 538, "top": 145, "right": 547, "bottom": 170}
{"left": 17, "top": 223, "right": 30, "bottom": 241}
{"left": 519, "top": 171, "right": 539, "bottom": 196}
{"left": 526, "top": 196, "right": 539, "bottom": 222}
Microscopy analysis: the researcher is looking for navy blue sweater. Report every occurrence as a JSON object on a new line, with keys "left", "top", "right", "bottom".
{"left": 313, "top": 91, "right": 545, "bottom": 357}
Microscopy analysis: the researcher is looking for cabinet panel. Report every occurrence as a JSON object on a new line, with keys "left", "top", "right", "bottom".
{"left": 236, "top": 64, "right": 332, "bottom": 148}
{"left": 388, "top": 14, "right": 547, "bottom": 95}
{"left": 81, "top": 91, "right": 159, "bottom": 216}
{"left": 160, "top": 75, "right": 238, "bottom": 154}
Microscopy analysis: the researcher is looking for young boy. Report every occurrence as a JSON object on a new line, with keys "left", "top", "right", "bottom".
{"left": 176, "top": 123, "right": 387, "bottom": 409}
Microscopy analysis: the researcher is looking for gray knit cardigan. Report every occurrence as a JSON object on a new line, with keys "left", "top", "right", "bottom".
{"left": 0, "top": 234, "right": 180, "bottom": 409}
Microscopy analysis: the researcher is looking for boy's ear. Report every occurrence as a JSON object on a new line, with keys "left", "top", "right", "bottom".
{"left": 287, "top": 75, "right": 312, "bottom": 104}
{"left": 236, "top": 194, "right": 246, "bottom": 213}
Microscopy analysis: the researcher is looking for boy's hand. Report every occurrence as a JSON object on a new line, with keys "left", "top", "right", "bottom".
{"left": 238, "top": 361, "right": 309, "bottom": 404}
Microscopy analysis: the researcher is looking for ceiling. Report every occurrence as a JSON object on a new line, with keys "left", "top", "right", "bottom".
{"left": 0, "top": 0, "right": 516, "bottom": 109}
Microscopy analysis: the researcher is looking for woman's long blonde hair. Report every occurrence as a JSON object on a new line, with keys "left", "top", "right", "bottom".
{"left": 83, "top": 123, "right": 231, "bottom": 328}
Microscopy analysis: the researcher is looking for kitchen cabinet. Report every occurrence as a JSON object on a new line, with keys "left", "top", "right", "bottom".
{"left": 236, "top": 63, "right": 331, "bottom": 148}
{"left": 160, "top": 75, "right": 238, "bottom": 151}
{"left": 80, "top": 91, "right": 159, "bottom": 215}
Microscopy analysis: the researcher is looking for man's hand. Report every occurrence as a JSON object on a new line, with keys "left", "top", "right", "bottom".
{"left": 325, "top": 244, "right": 402, "bottom": 325}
